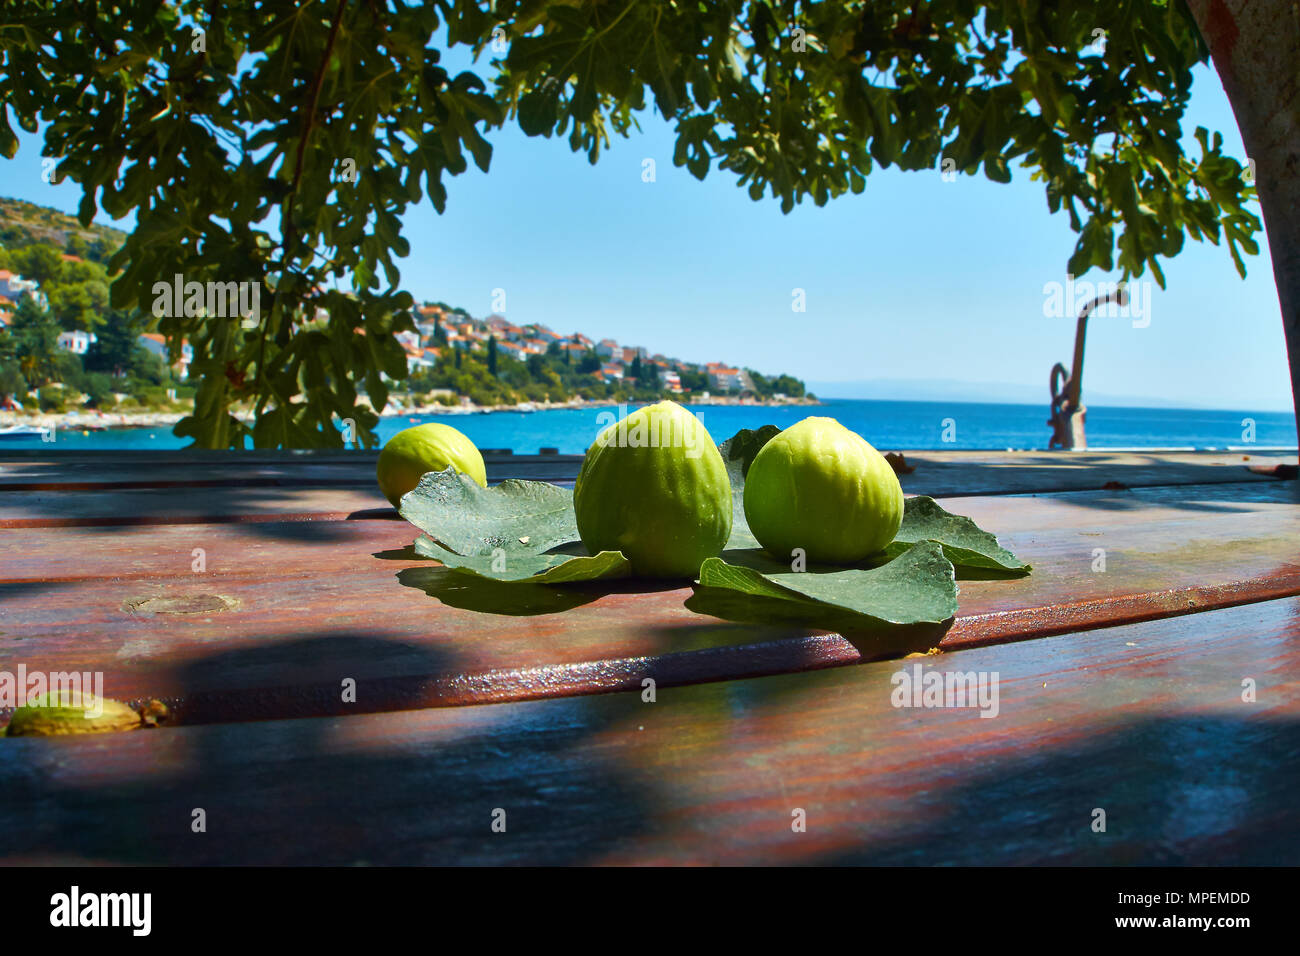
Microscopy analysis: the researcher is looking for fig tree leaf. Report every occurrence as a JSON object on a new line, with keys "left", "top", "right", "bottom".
{"left": 718, "top": 424, "right": 782, "bottom": 477}
{"left": 399, "top": 468, "right": 580, "bottom": 556}
{"left": 888, "top": 496, "right": 1031, "bottom": 575}
{"left": 414, "top": 534, "right": 631, "bottom": 584}
{"left": 697, "top": 540, "right": 958, "bottom": 631}
{"left": 717, "top": 424, "right": 781, "bottom": 549}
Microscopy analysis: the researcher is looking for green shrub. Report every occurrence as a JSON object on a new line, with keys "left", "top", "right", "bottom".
{"left": 38, "top": 385, "right": 66, "bottom": 412}
{"left": 80, "top": 372, "right": 115, "bottom": 408}
{"left": 0, "top": 360, "right": 27, "bottom": 400}
{"left": 134, "top": 386, "right": 170, "bottom": 407}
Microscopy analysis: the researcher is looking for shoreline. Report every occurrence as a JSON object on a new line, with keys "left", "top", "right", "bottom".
{"left": 0, "top": 394, "right": 823, "bottom": 432}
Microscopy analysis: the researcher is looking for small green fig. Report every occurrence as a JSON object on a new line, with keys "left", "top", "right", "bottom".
{"left": 743, "top": 416, "right": 904, "bottom": 564}
{"left": 574, "top": 401, "right": 731, "bottom": 578}
{"left": 4, "top": 691, "right": 144, "bottom": 737}
{"left": 377, "top": 422, "right": 487, "bottom": 506}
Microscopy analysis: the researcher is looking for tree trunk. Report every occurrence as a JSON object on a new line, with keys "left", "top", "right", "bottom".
{"left": 1185, "top": 0, "right": 1300, "bottom": 442}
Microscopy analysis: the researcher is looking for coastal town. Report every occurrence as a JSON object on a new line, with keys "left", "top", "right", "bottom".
{"left": 401, "top": 303, "right": 789, "bottom": 398}
{"left": 1, "top": 269, "right": 768, "bottom": 399}
{"left": 0, "top": 197, "right": 813, "bottom": 437}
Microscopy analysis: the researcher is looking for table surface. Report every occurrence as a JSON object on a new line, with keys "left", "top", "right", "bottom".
{"left": 1, "top": 446, "right": 1297, "bottom": 865}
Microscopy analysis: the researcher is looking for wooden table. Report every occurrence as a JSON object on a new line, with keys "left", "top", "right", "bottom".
{"left": 1, "top": 447, "right": 1297, "bottom": 865}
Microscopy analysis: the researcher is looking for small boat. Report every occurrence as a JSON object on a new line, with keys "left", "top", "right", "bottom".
{"left": 0, "top": 424, "right": 52, "bottom": 440}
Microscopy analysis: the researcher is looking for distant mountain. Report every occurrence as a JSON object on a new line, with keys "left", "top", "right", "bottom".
{"left": 806, "top": 377, "right": 1292, "bottom": 412}
{"left": 0, "top": 195, "right": 126, "bottom": 257}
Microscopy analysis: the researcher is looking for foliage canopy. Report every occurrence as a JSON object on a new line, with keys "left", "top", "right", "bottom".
{"left": 0, "top": 0, "right": 1259, "bottom": 447}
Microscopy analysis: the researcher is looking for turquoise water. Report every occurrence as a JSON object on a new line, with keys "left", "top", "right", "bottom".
{"left": 8, "top": 399, "right": 1296, "bottom": 452}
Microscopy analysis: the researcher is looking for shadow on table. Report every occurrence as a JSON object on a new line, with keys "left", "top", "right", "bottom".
{"left": 4, "top": 692, "right": 1292, "bottom": 864}
{"left": 0, "top": 630, "right": 656, "bottom": 865}
{"left": 2, "top": 482, "right": 391, "bottom": 540}
{"left": 807, "top": 713, "right": 1300, "bottom": 865}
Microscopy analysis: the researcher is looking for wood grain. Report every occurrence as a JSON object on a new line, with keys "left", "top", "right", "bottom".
{"left": 2, "top": 478, "right": 1293, "bottom": 583}
{"left": 0, "top": 454, "right": 584, "bottom": 492}
{"left": 1, "top": 450, "right": 1292, "bottom": 527}
{"left": 2, "top": 597, "right": 1295, "bottom": 865}
{"left": 1, "top": 481, "right": 1295, "bottom": 721}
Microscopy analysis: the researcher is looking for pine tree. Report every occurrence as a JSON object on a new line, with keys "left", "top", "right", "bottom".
{"left": 9, "top": 295, "right": 62, "bottom": 386}
{"left": 487, "top": 335, "right": 498, "bottom": 377}
{"left": 85, "top": 308, "right": 145, "bottom": 377}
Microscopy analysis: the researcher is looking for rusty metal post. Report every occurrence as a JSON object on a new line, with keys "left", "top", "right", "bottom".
{"left": 1048, "top": 287, "right": 1129, "bottom": 450}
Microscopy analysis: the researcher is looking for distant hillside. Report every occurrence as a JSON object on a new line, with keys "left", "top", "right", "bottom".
{"left": 0, "top": 196, "right": 126, "bottom": 263}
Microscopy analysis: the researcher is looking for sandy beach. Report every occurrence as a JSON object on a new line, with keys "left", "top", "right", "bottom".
{"left": 0, "top": 393, "right": 821, "bottom": 433}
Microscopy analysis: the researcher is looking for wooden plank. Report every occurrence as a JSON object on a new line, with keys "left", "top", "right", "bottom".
{"left": 0, "top": 451, "right": 1293, "bottom": 524}
{"left": 2, "top": 478, "right": 1294, "bottom": 584}
{"left": 0, "top": 454, "right": 584, "bottom": 491}
{"left": 896, "top": 448, "right": 1296, "bottom": 496}
{"left": 0, "top": 461, "right": 580, "bottom": 528}
{"left": 2, "top": 597, "right": 1296, "bottom": 865}
{"left": 0, "top": 488, "right": 391, "bottom": 528}
{"left": 1, "top": 481, "right": 1296, "bottom": 720}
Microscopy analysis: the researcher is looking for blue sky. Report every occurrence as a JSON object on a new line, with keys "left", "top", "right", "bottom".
{"left": 2, "top": 60, "right": 1292, "bottom": 412}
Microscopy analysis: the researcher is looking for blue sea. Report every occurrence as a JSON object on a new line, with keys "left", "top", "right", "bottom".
{"left": 8, "top": 399, "right": 1296, "bottom": 453}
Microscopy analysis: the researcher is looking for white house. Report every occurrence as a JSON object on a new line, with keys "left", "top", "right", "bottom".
{"left": 405, "top": 346, "right": 435, "bottom": 373}
{"left": 138, "top": 333, "right": 193, "bottom": 379}
{"left": 57, "top": 330, "right": 96, "bottom": 355}
{"left": 0, "top": 270, "right": 40, "bottom": 301}
{"left": 708, "top": 367, "right": 745, "bottom": 392}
